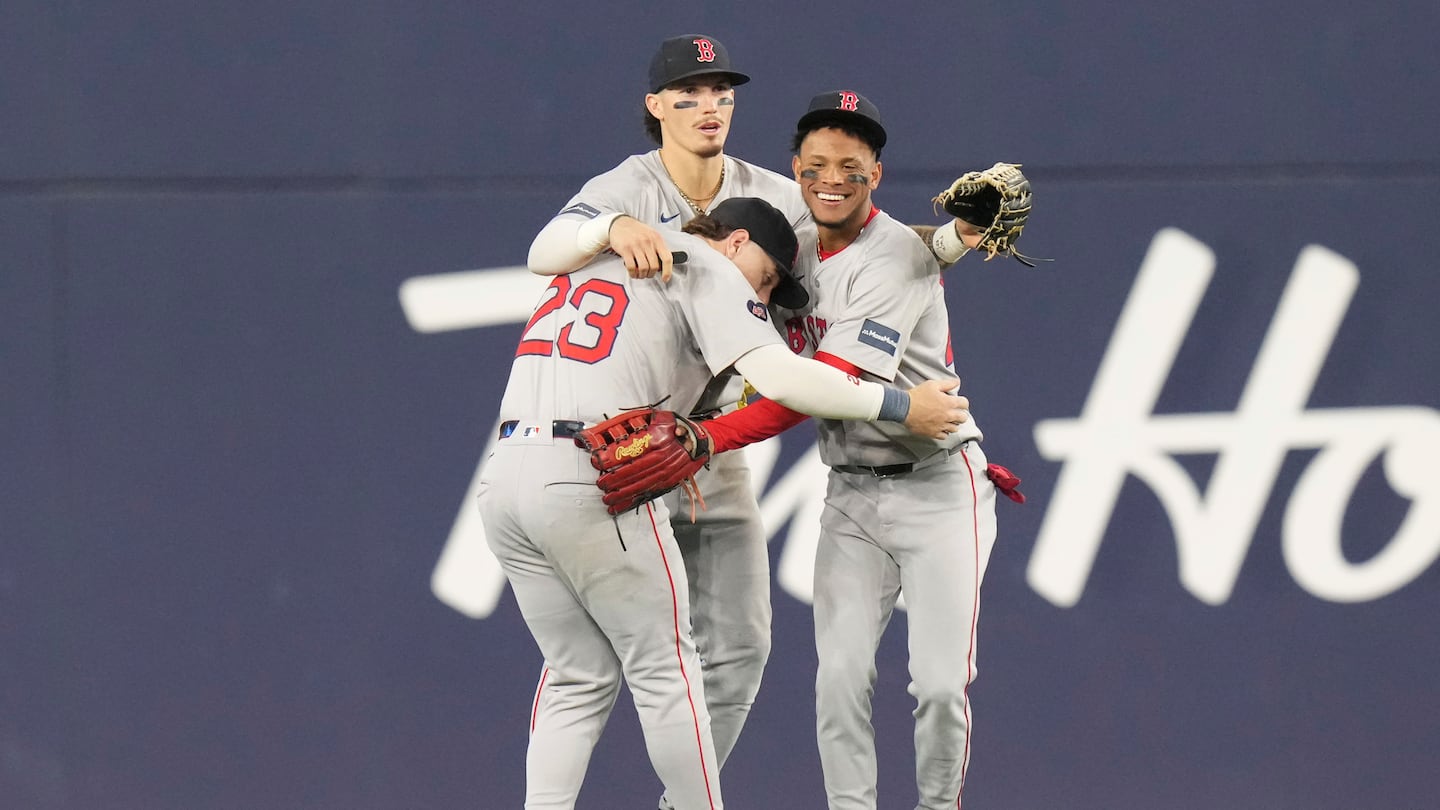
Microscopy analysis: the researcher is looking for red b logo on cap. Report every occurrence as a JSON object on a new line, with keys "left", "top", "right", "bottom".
{"left": 838, "top": 92, "right": 859, "bottom": 111}
{"left": 694, "top": 38, "right": 716, "bottom": 62}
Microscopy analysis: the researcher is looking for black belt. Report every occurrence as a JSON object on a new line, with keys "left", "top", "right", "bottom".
{"left": 498, "top": 419, "right": 586, "bottom": 440}
{"left": 831, "top": 443, "right": 967, "bottom": 478}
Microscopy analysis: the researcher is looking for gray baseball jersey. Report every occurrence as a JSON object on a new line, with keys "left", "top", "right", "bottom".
{"left": 777, "top": 210, "right": 998, "bottom": 810}
{"left": 780, "top": 209, "right": 984, "bottom": 467}
{"left": 557, "top": 151, "right": 810, "bottom": 253}
{"left": 556, "top": 150, "right": 807, "bottom": 414}
{"left": 545, "top": 149, "right": 807, "bottom": 791}
{"left": 481, "top": 231, "right": 784, "bottom": 810}
{"left": 497, "top": 229, "right": 777, "bottom": 423}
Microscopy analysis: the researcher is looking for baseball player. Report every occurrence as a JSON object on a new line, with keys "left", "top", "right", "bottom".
{"left": 698, "top": 92, "right": 1002, "bottom": 809}
{"left": 526, "top": 36, "right": 987, "bottom": 810}
{"left": 481, "top": 197, "right": 970, "bottom": 810}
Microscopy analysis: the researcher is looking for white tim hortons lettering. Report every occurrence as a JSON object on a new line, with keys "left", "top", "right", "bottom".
{"left": 399, "top": 266, "right": 550, "bottom": 618}
{"left": 429, "top": 413, "right": 511, "bottom": 618}
{"left": 755, "top": 443, "right": 912, "bottom": 610}
{"left": 405, "top": 237, "right": 1440, "bottom": 620}
{"left": 1031, "top": 228, "right": 1440, "bottom": 608}
{"left": 757, "top": 445, "right": 829, "bottom": 604}
{"left": 401, "top": 267, "right": 837, "bottom": 618}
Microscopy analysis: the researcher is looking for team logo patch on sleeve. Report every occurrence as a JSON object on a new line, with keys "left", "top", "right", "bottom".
{"left": 857, "top": 318, "right": 901, "bottom": 355}
{"left": 558, "top": 202, "right": 602, "bottom": 219}
{"left": 747, "top": 300, "right": 769, "bottom": 321}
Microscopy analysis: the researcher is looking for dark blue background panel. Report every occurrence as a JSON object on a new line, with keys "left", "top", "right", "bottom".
{"left": 5, "top": 174, "right": 1437, "bottom": 808}
{"left": 4, "top": 2, "right": 1437, "bottom": 179}
{"left": 5, "top": 6, "right": 1440, "bottom": 808}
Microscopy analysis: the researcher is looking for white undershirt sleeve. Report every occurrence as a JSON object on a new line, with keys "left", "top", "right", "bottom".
{"left": 732, "top": 343, "right": 884, "bottom": 421}
{"left": 526, "top": 213, "right": 623, "bottom": 275}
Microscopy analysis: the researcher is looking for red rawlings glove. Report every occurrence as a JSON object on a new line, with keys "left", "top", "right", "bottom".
{"left": 574, "top": 407, "right": 712, "bottom": 518}
{"left": 986, "top": 463, "right": 1026, "bottom": 504}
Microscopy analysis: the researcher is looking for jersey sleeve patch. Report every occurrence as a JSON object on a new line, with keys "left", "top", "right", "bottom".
{"left": 747, "top": 300, "right": 769, "bottom": 321}
{"left": 558, "top": 202, "right": 602, "bottom": 219}
{"left": 857, "top": 318, "right": 901, "bottom": 356}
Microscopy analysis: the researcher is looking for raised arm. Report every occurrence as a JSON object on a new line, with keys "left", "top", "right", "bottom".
{"left": 527, "top": 211, "right": 622, "bottom": 275}
{"left": 528, "top": 213, "right": 678, "bottom": 280}
{"left": 919, "top": 162, "right": 1040, "bottom": 269}
{"left": 910, "top": 219, "right": 985, "bottom": 269}
{"left": 910, "top": 162, "right": 1038, "bottom": 269}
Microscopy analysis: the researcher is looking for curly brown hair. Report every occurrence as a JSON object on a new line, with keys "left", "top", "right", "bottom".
{"left": 679, "top": 213, "right": 733, "bottom": 239}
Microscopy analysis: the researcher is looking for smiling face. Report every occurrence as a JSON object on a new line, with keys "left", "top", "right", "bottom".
{"left": 792, "top": 127, "right": 882, "bottom": 232}
{"left": 645, "top": 76, "right": 735, "bottom": 158}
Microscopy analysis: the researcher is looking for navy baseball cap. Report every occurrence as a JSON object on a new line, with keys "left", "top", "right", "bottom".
{"left": 795, "top": 90, "right": 888, "bottom": 153}
{"left": 648, "top": 35, "right": 751, "bottom": 93}
{"left": 708, "top": 197, "right": 808, "bottom": 310}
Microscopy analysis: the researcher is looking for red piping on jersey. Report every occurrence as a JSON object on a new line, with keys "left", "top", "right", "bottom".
{"left": 645, "top": 502, "right": 719, "bottom": 809}
{"left": 703, "top": 351, "right": 866, "bottom": 453}
{"left": 813, "top": 350, "right": 864, "bottom": 378}
{"left": 956, "top": 444, "right": 981, "bottom": 809}
{"left": 530, "top": 666, "right": 550, "bottom": 735}
{"left": 816, "top": 205, "right": 881, "bottom": 260}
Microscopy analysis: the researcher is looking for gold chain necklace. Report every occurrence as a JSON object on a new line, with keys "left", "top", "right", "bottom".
{"left": 667, "top": 159, "right": 726, "bottom": 216}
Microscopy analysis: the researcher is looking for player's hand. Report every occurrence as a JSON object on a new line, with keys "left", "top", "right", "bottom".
{"left": 609, "top": 216, "right": 676, "bottom": 282}
{"left": 903, "top": 378, "right": 970, "bottom": 440}
{"left": 951, "top": 218, "right": 987, "bottom": 251}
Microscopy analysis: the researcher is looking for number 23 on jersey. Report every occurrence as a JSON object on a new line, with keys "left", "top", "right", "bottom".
{"left": 516, "top": 276, "right": 630, "bottom": 364}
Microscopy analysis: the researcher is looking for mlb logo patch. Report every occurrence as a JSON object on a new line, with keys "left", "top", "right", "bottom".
{"left": 747, "top": 300, "right": 769, "bottom": 321}
{"left": 857, "top": 318, "right": 901, "bottom": 356}
{"left": 521, "top": 424, "right": 543, "bottom": 438}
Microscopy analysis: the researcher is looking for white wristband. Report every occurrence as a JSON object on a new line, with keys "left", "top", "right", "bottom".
{"left": 931, "top": 221, "right": 971, "bottom": 264}
{"left": 576, "top": 212, "right": 625, "bottom": 254}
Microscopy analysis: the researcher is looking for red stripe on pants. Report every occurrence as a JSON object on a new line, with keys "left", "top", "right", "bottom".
{"left": 645, "top": 502, "right": 718, "bottom": 810}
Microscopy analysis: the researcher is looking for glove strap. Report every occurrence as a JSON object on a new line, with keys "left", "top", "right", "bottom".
{"left": 680, "top": 475, "right": 707, "bottom": 523}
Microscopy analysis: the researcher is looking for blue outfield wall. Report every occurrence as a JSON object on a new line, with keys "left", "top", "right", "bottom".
{"left": 3, "top": 2, "right": 1439, "bottom": 809}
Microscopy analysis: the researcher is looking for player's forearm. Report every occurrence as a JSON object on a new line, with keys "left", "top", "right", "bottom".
{"left": 911, "top": 221, "right": 973, "bottom": 268}
{"left": 526, "top": 213, "right": 623, "bottom": 275}
{"left": 732, "top": 344, "right": 908, "bottom": 422}
{"left": 704, "top": 397, "right": 810, "bottom": 453}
